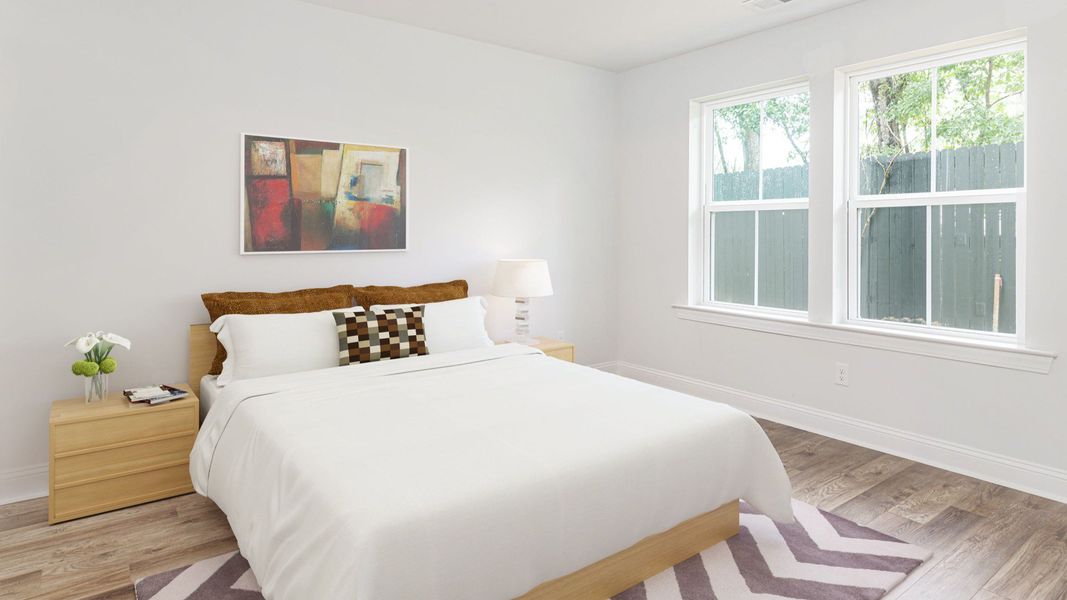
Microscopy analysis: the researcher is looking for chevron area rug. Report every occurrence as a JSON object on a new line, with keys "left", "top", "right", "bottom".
{"left": 134, "top": 500, "right": 929, "bottom": 600}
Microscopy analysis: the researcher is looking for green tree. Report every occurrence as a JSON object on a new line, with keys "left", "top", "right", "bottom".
{"left": 863, "top": 71, "right": 931, "bottom": 159}
{"left": 715, "top": 102, "right": 760, "bottom": 173}
{"left": 860, "top": 50, "right": 1024, "bottom": 162}
{"left": 714, "top": 94, "right": 809, "bottom": 173}
{"left": 936, "top": 51, "right": 1025, "bottom": 149}
{"left": 765, "top": 94, "right": 810, "bottom": 166}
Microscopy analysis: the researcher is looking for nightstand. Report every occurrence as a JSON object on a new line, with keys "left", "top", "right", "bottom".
{"left": 48, "top": 384, "right": 199, "bottom": 524}
{"left": 530, "top": 337, "right": 575, "bottom": 362}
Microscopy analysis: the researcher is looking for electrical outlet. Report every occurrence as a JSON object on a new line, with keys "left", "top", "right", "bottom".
{"left": 556, "top": 329, "right": 566, "bottom": 341}
{"left": 834, "top": 362, "right": 849, "bottom": 387}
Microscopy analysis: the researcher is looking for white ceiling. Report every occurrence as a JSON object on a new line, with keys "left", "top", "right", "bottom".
{"left": 301, "top": 0, "right": 865, "bottom": 71}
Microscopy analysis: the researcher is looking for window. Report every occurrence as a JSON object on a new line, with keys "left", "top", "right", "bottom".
{"left": 699, "top": 83, "right": 810, "bottom": 313}
{"left": 847, "top": 40, "right": 1025, "bottom": 339}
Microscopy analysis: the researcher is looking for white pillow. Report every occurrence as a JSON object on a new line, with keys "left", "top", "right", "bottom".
{"left": 371, "top": 296, "right": 493, "bottom": 354}
{"left": 210, "top": 307, "right": 363, "bottom": 387}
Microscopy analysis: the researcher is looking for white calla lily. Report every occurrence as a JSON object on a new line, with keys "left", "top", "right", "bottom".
{"left": 65, "top": 332, "right": 101, "bottom": 354}
{"left": 64, "top": 331, "right": 131, "bottom": 354}
{"left": 101, "top": 332, "right": 131, "bottom": 350}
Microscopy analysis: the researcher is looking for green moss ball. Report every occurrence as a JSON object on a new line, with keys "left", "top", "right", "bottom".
{"left": 72, "top": 360, "right": 99, "bottom": 376}
{"left": 99, "top": 357, "right": 117, "bottom": 374}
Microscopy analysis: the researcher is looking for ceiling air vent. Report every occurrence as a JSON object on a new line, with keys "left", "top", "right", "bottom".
{"left": 741, "top": 0, "right": 794, "bottom": 10}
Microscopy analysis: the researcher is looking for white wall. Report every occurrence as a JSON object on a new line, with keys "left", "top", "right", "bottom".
{"left": 0, "top": 0, "right": 619, "bottom": 502}
{"left": 617, "top": 0, "right": 1067, "bottom": 500}
{"left": 4, "top": 0, "right": 1066, "bottom": 507}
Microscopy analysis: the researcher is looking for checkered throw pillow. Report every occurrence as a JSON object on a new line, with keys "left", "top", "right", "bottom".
{"left": 332, "top": 307, "right": 428, "bottom": 365}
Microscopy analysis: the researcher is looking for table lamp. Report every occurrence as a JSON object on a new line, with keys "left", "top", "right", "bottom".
{"left": 491, "top": 259, "right": 553, "bottom": 345}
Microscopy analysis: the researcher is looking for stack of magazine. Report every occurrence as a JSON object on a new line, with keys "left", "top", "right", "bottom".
{"left": 123, "top": 385, "right": 188, "bottom": 405}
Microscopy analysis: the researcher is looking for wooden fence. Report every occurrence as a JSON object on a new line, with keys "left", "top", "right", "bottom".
{"left": 712, "top": 210, "right": 809, "bottom": 311}
{"left": 712, "top": 142, "right": 1019, "bottom": 331}
{"left": 858, "top": 203, "right": 1016, "bottom": 333}
{"left": 859, "top": 142, "right": 1023, "bottom": 194}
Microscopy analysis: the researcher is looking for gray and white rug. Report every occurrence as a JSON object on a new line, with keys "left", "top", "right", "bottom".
{"left": 135, "top": 499, "right": 929, "bottom": 600}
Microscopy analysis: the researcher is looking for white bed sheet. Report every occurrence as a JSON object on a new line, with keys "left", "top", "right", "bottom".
{"left": 197, "top": 374, "right": 220, "bottom": 421}
{"left": 191, "top": 344, "right": 793, "bottom": 600}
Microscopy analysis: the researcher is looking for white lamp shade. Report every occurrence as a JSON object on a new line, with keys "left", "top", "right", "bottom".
{"left": 491, "top": 259, "right": 554, "bottom": 298}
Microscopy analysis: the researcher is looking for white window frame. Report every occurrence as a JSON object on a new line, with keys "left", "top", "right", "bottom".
{"left": 843, "top": 37, "right": 1027, "bottom": 344}
{"left": 696, "top": 80, "right": 811, "bottom": 317}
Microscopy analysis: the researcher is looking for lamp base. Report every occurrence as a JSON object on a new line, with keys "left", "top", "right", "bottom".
{"left": 513, "top": 297, "right": 532, "bottom": 345}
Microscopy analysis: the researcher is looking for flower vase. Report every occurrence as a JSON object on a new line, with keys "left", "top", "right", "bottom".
{"left": 85, "top": 373, "right": 109, "bottom": 403}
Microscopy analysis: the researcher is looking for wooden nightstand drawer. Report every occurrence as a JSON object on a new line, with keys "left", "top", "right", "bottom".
{"left": 52, "top": 462, "right": 193, "bottom": 522}
{"left": 53, "top": 404, "right": 197, "bottom": 454}
{"left": 544, "top": 347, "right": 575, "bottom": 362}
{"left": 534, "top": 338, "right": 575, "bottom": 363}
{"left": 49, "top": 386, "right": 199, "bottom": 523}
{"left": 53, "top": 433, "right": 196, "bottom": 488}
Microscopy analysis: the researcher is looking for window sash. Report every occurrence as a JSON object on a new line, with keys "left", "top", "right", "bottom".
{"left": 848, "top": 43, "right": 1027, "bottom": 200}
{"left": 703, "top": 206, "right": 808, "bottom": 310}
{"left": 844, "top": 41, "right": 1025, "bottom": 341}
{"left": 702, "top": 84, "right": 810, "bottom": 206}
{"left": 699, "top": 82, "right": 810, "bottom": 112}
{"left": 845, "top": 199, "right": 1021, "bottom": 343}
{"left": 851, "top": 190, "right": 1021, "bottom": 209}
{"left": 705, "top": 198, "right": 807, "bottom": 212}
{"left": 699, "top": 82, "right": 811, "bottom": 312}
{"left": 846, "top": 312, "right": 1018, "bottom": 343}
{"left": 848, "top": 39, "right": 1026, "bottom": 85}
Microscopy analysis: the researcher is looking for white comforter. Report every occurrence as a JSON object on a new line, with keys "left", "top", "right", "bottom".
{"left": 191, "top": 344, "right": 793, "bottom": 600}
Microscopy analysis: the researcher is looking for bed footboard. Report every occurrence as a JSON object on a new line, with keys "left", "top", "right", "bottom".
{"left": 516, "top": 499, "right": 740, "bottom": 600}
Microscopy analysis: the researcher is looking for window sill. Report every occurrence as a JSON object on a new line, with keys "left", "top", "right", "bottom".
{"left": 673, "top": 304, "right": 1056, "bottom": 374}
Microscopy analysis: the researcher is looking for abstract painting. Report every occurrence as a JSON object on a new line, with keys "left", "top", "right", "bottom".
{"left": 241, "top": 134, "right": 406, "bottom": 253}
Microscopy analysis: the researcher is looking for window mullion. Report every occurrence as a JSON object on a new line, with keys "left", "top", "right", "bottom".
{"left": 848, "top": 203, "right": 859, "bottom": 321}
{"left": 754, "top": 211, "right": 761, "bottom": 307}
{"left": 707, "top": 209, "right": 714, "bottom": 304}
{"left": 926, "top": 204, "right": 933, "bottom": 327}
{"left": 703, "top": 104, "right": 713, "bottom": 208}
{"left": 930, "top": 67, "right": 939, "bottom": 194}
{"left": 704, "top": 104, "right": 713, "bottom": 304}
{"left": 757, "top": 101, "right": 766, "bottom": 202}
{"left": 708, "top": 199, "right": 808, "bottom": 212}
{"left": 852, "top": 192, "right": 1021, "bottom": 209}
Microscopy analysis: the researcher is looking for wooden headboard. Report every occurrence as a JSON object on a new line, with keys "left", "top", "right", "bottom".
{"left": 188, "top": 324, "right": 215, "bottom": 397}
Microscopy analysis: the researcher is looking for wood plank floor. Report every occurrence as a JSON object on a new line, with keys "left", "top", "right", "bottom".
{"left": 1, "top": 419, "right": 1065, "bottom": 599}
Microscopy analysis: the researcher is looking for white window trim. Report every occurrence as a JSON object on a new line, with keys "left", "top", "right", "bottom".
{"left": 693, "top": 78, "right": 811, "bottom": 315}
{"left": 680, "top": 31, "right": 1055, "bottom": 373}
{"left": 843, "top": 36, "right": 1028, "bottom": 343}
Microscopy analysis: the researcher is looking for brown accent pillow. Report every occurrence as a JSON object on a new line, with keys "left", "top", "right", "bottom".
{"left": 201, "top": 285, "right": 354, "bottom": 375}
{"left": 352, "top": 279, "right": 468, "bottom": 309}
{"left": 333, "top": 307, "right": 428, "bottom": 364}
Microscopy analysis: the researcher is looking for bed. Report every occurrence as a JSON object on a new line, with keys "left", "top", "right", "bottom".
{"left": 187, "top": 324, "right": 793, "bottom": 600}
{"left": 196, "top": 375, "right": 221, "bottom": 420}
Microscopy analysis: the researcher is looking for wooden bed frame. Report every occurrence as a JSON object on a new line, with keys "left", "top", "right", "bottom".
{"left": 187, "top": 324, "right": 740, "bottom": 599}
{"left": 188, "top": 324, "right": 215, "bottom": 397}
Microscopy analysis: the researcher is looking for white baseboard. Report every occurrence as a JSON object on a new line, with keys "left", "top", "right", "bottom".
{"left": 0, "top": 463, "right": 48, "bottom": 505}
{"left": 616, "top": 361, "right": 1067, "bottom": 504}
{"left": 587, "top": 361, "right": 620, "bottom": 373}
